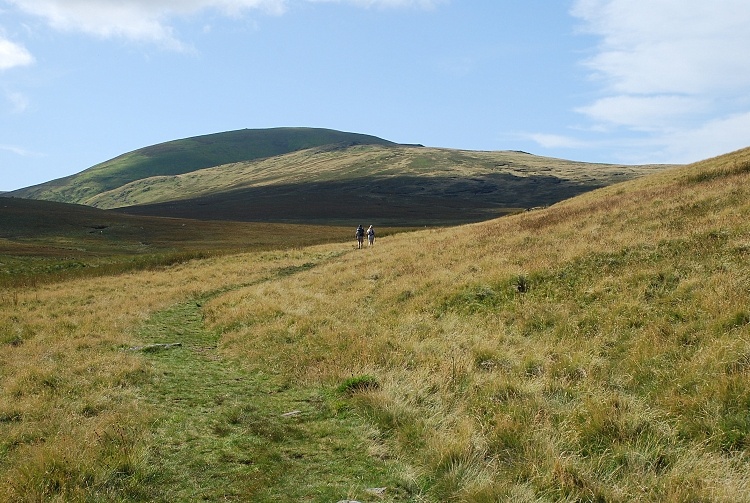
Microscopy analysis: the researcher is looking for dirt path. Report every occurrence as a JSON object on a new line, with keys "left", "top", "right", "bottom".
{"left": 134, "top": 285, "right": 407, "bottom": 501}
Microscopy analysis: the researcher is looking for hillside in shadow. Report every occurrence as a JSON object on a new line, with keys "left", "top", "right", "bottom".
{"left": 114, "top": 173, "right": 605, "bottom": 225}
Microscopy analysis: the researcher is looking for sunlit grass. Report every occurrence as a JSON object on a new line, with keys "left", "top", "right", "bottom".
{"left": 2, "top": 147, "right": 750, "bottom": 501}
{"left": 203, "top": 147, "right": 750, "bottom": 501}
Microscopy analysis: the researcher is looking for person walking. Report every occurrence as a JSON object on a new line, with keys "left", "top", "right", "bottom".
{"left": 367, "top": 225, "right": 375, "bottom": 246}
{"left": 355, "top": 225, "right": 365, "bottom": 249}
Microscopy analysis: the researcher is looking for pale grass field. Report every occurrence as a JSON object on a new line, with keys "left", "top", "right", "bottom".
{"left": 1, "top": 147, "right": 750, "bottom": 501}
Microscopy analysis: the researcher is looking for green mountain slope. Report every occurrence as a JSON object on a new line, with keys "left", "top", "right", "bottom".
{"left": 7, "top": 128, "right": 396, "bottom": 204}
{"left": 106, "top": 145, "right": 669, "bottom": 225}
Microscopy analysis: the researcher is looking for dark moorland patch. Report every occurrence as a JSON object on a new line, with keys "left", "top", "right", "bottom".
{"left": 0, "top": 197, "right": 364, "bottom": 287}
{"left": 112, "top": 174, "right": 598, "bottom": 226}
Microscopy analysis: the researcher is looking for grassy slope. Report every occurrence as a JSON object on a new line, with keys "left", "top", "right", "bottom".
{"left": 105, "top": 145, "right": 669, "bottom": 225}
{"left": 2, "top": 147, "right": 750, "bottom": 501}
{"left": 6, "top": 128, "right": 396, "bottom": 204}
{"left": 202, "top": 146, "right": 750, "bottom": 501}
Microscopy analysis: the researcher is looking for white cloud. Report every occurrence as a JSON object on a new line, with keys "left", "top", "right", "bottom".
{"left": 0, "top": 143, "right": 42, "bottom": 156}
{"left": 572, "top": 0, "right": 750, "bottom": 95}
{"left": 660, "top": 111, "right": 750, "bottom": 163}
{"left": 570, "top": 0, "right": 750, "bottom": 162}
{"left": 305, "top": 0, "right": 445, "bottom": 8}
{"left": 4, "top": 0, "right": 441, "bottom": 50}
{"left": 576, "top": 95, "right": 708, "bottom": 130}
{"left": 6, "top": 0, "right": 288, "bottom": 48}
{"left": 5, "top": 90, "right": 30, "bottom": 113}
{"left": 527, "top": 133, "right": 588, "bottom": 150}
{"left": 0, "top": 36, "right": 34, "bottom": 70}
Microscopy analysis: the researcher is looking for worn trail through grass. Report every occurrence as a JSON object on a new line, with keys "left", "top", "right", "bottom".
{"left": 134, "top": 270, "right": 408, "bottom": 502}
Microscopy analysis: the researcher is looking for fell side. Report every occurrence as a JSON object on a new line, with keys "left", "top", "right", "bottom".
{"left": 6, "top": 128, "right": 397, "bottom": 205}
{"left": 105, "top": 145, "right": 671, "bottom": 225}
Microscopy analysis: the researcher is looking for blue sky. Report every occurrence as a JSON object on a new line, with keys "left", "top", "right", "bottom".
{"left": 2, "top": 0, "right": 750, "bottom": 191}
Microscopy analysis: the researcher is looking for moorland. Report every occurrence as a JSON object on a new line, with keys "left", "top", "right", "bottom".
{"left": 6, "top": 127, "right": 668, "bottom": 226}
{"left": 2, "top": 129, "right": 750, "bottom": 501}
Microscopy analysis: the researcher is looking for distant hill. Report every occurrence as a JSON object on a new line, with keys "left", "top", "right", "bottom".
{"left": 5, "top": 127, "right": 675, "bottom": 225}
{"left": 108, "top": 145, "right": 671, "bottom": 225}
{"left": 6, "top": 128, "right": 396, "bottom": 204}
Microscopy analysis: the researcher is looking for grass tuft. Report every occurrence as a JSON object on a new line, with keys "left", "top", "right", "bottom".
{"left": 337, "top": 375, "right": 380, "bottom": 395}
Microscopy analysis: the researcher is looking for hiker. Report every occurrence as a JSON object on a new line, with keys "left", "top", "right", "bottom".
{"left": 367, "top": 225, "right": 375, "bottom": 246}
{"left": 355, "top": 224, "right": 365, "bottom": 249}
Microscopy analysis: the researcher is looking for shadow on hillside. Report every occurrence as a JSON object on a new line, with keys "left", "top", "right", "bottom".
{"left": 112, "top": 174, "right": 603, "bottom": 226}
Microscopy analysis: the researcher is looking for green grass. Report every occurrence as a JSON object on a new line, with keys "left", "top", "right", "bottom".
{"left": 0, "top": 251, "right": 224, "bottom": 288}
{"left": 133, "top": 285, "right": 410, "bottom": 502}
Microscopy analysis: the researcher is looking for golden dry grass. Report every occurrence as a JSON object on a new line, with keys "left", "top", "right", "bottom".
{"left": 0, "top": 249, "right": 336, "bottom": 501}
{"left": 203, "top": 147, "right": 750, "bottom": 501}
{"left": 2, "top": 147, "right": 750, "bottom": 501}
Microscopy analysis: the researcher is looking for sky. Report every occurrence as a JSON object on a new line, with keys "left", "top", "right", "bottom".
{"left": 2, "top": 0, "right": 750, "bottom": 191}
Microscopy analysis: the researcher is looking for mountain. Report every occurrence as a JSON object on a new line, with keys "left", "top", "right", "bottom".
{"left": 5, "top": 127, "right": 675, "bottom": 225}
{"left": 6, "top": 127, "right": 397, "bottom": 204}
{"left": 108, "top": 145, "right": 670, "bottom": 225}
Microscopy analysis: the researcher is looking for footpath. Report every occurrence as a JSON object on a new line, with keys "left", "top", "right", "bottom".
{"left": 134, "top": 271, "right": 406, "bottom": 502}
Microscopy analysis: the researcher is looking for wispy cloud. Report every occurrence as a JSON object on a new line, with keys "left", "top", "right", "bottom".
{"left": 0, "top": 36, "right": 34, "bottom": 70}
{"left": 567, "top": 0, "right": 750, "bottom": 162}
{"left": 305, "top": 0, "right": 446, "bottom": 7}
{"left": 575, "top": 95, "right": 709, "bottom": 131}
{"left": 4, "top": 0, "right": 442, "bottom": 50}
{"left": 6, "top": 0, "right": 289, "bottom": 49}
{"left": 0, "top": 143, "right": 43, "bottom": 157}
{"left": 659, "top": 110, "right": 750, "bottom": 162}
{"left": 5, "top": 90, "right": 30, "bottom": 113}
{"left": 526, "top": 133, "right": 588, "bottom": 150}
{"left": 572, "top": 0, "right": 750, "bottom": 96}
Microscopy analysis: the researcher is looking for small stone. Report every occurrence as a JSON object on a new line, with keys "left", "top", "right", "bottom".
{"left": 366, "top": 486, "right": 387, "bottom": 497}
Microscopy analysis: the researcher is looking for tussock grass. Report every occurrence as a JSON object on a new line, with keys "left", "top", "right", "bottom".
{"left": 201, "top": 147, "right": 750, "bottom": 500}
{"left": 0, "top": 252, "right": 304, "bottom": 501}
{"left": 2, "top": 146, "right": 750, "bottom": 501}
